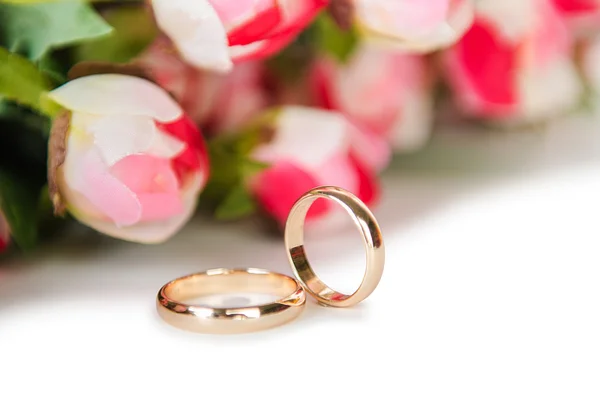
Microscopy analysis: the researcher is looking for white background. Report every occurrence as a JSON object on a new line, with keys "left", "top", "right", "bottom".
{"left": 1, "top": 110, "right": 599, "bottom": 396}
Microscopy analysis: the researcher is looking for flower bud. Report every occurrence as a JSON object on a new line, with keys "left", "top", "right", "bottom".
{"left": 151, "top": 0, "right": 328, "bottom": 72}
{"left": 249, "top": 106, "right": 378, "bottom": 225}
{"left": 48, "top": 74, "right": 209, "bottom": 243}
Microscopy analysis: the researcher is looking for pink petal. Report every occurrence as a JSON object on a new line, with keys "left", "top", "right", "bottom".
{"left": 211, "top": 0, "right": 282, "bottom": 45}
{"left": 271, "top": 0, "right": 328, "bottom": 37}
{"left": 253, "top": 161, "right": 328, "bottom": 225}
{"left": 445, "top": 18, "right": 520, "bottom": 117}
{"left": 110, "top": 155, "right": 184, "bottom": 223}
{"left": 156, "top": 115, "right": 209, "bottom": 186}
{"left": 350, "top": 154, "right": 379, "bottom": 206}
{"left": 315, "top": 153, "right": 359, "bottom": 193}
{"left": 0, "top": 212, "right": 9, "bottom": 253}
{"left": 229, "top": 27, "right": 299, "bottom": 62}
{"left": 74, "top": 149, "right": 142, "bottom": 227}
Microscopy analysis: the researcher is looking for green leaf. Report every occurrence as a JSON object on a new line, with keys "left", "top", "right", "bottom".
{"left": 0, "top": 168, "right": 42, "bottom": 250}
{"left": 214, "top": 185, "right": 257, "bottom": 220}
{"left": 239, "top": 158, "right": 269, "bottom": 179}
{"left": 200, "top": 128, "right": 272, "bottom": 218}
{"left": 313, "top": 13, "right": 358, "bottom": 63}
{"left": 74, "top": 5, "right": 158, "bottom": 63}
{"left": 0, "top": 1, "right": 113, "bottom": 61}
{"left": 0, "top": 47, "right": 52, "bottom": 113}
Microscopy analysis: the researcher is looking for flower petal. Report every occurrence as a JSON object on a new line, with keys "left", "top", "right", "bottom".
{"left": 152, "top": 0, "right": 233, "bottom": 72}
{"left": 87, "top": 115, "right": 184, "bottom": 167}
{"left": 0, "top": 211, "right": 10, "bottom": 253}
{"left": 252, "top": 107, "right": 350, "bottom": 170}
{"left": 68, "top": 148, "right": 142, "bottom": 227}
{"left": 252, "top": 161, "right": 328, "bottom": 224}
{"left": 110, "top": 155, "right": 184, "bottom": 222}
{"left": 48, "top": 74, "right": 183, "bottom": 123}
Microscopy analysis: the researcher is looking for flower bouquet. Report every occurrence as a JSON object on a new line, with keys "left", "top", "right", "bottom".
{"left": 1, "top": 0, "right": 599, "bottom": 254}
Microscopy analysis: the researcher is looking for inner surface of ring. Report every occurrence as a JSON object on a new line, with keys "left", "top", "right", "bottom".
{"left": 165, "top": 271, "right": 298, "bottom": 306}
{"left": 288, "top": 194, "right": 365, "bottom": 301}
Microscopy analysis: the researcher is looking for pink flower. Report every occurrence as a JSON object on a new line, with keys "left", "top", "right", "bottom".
{"left": 249, "top": 106, "right": 378, "bottom": 225}
{"left": 138, "top": 40, "right": 269, "bottom": 133}
{"left": 311, "top": 43, "right": 434, "bottom": 170}
{"left": 353, "top": 0, "right": 474, "bottom": 52}
{"left": 443, "top": 0, "right": 584, "bottom": 122}
{"left": 552, "top": 0, "right": 600, "bottom": 36}
{"left": 47, "top": 74, "right": 209, "bottom": 244}
{"left": 0, "top": 210, "right": 9, "bottom": 254}
{"left": 150, "top": 0, "right": 328, "bottom": 72}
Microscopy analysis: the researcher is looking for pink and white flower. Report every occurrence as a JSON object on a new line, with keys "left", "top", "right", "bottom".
{"left": 249, "top": 106, "right": 378, "bottom": 225}
{"left": 311, "top": 43, "right": 434, "bottom": 170}
{"left": 443, "top": 0, "right": 584, "bottom": 122}
{"left": 0, "top": 210, "right": 9, "bottom": 254}
{"left": 353, "top": 0, "right": 475, "bottom": 52}
{"left": 139, "top": 39, "right": 269, "bottom": 133}
{"left": 47, "top": 74, "right": 209, "bottom": 244}
{"left": 150, "top": 0, "right": 328, "bottom": 72}
{"left": 552, "top": 0, "right": 600, "bottom": 36}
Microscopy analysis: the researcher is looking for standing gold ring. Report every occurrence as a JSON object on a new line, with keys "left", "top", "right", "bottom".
{"left": 284, "top": 186, "right": 385, "bottom": 308}
{"left": 157, "top": 268, "right": 306, "bottom": 334}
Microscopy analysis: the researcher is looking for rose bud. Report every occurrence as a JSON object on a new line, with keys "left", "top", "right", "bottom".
{"left": 311, "top": 43, "right": 434, "bottom": 169}
{"left": 0, "top": 210, "right": 9, "bottom": 254}
{"left": 138, "top": 39, "right": 269, "bottom": 133}
{"left": 150, "top": 0, "right": 328, "bottom": 72}
{"left": 551, "top": 0, "right": 600, "bottom": 37}
{"left": 443, "top": 0, "right": 584, "bottom": 122}
{"left": 47, "top": 74, "right": 209, "bottom": 244}
{"left": 351, "top": 0, "right": 474, "bottom": 52}
{"left": 249, "top": 106, "right": 378, "bottom": 225}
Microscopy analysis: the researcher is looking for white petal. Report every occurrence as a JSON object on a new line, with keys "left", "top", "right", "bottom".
{"left": 519, "top": 57, "right": 583, "bottom": 121}
{"left": 252, "top": 106, "right": 350, "bottom": 169}
{"left": 88, "top": 115, "right": 158, "bottom": 166}
{"left": 390, "top": 89, "right": 435, "bottom": 152}
{"left": 146, "top": 129, "right": 187, "bottom": 159}
{"left": 49, "top": 74, "right": 183, "bottom": 122}
{"left": 229, "top": 40, "right": 267, "bottom": 59}
{"left": 152, "top": 0, "right": 233, "bottom": 72}
{"left": 86, "top": 115, "right": 186, "bottom": 166}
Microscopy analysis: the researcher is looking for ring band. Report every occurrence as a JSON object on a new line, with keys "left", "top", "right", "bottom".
{"left": 285, "top": 186, "right": 385, "bottom": 308}
{"left": 157, "top": 268, "right": 306, "bottom": 334}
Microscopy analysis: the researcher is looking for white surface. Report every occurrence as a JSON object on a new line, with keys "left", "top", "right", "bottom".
{"left": 1, "top": 110, "right": 600, "bottom": 396}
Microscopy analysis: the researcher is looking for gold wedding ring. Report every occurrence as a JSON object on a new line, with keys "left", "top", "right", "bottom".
{"left": 157, "top": 268, "right": 306, "bottom": 334}
{"left": 285, "top": 186, "right": 385, "bottom": 308}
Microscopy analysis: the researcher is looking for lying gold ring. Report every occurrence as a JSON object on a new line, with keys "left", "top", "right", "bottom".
{"left": 156, "top": 268, "right": 306, "bottom": 334}
{"left": 285, "top": 186, "right": 385, "bottom": 308}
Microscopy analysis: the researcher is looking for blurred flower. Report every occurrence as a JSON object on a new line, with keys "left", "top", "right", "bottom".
{"left": 443, "top": 0, "right": 584, "bottom": 122}
{"left": 311, "top": 43, "right": 434, "bottom": 170}
{"left": 0, "top": 210, "right": 9, "bottom": 254}
{"left": 150, "top": 0, "right": 328, "bottom": 72}
{"left": 138, "top": 39, "right": 269, "bottom": 133}
{"left": 551, "top": 0, "right": 600, "bottom": 36}
{"left": 583, "top": 35, "right": 600, "bottom": 94}
{"left": 352, "top": 0, "right": 474, "bottom": 52}
{"left": 249, "top": 106, "right": 378, "bottom": 225}
{"left": 47, "top": 74, "right": 209, "bottom": 244}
